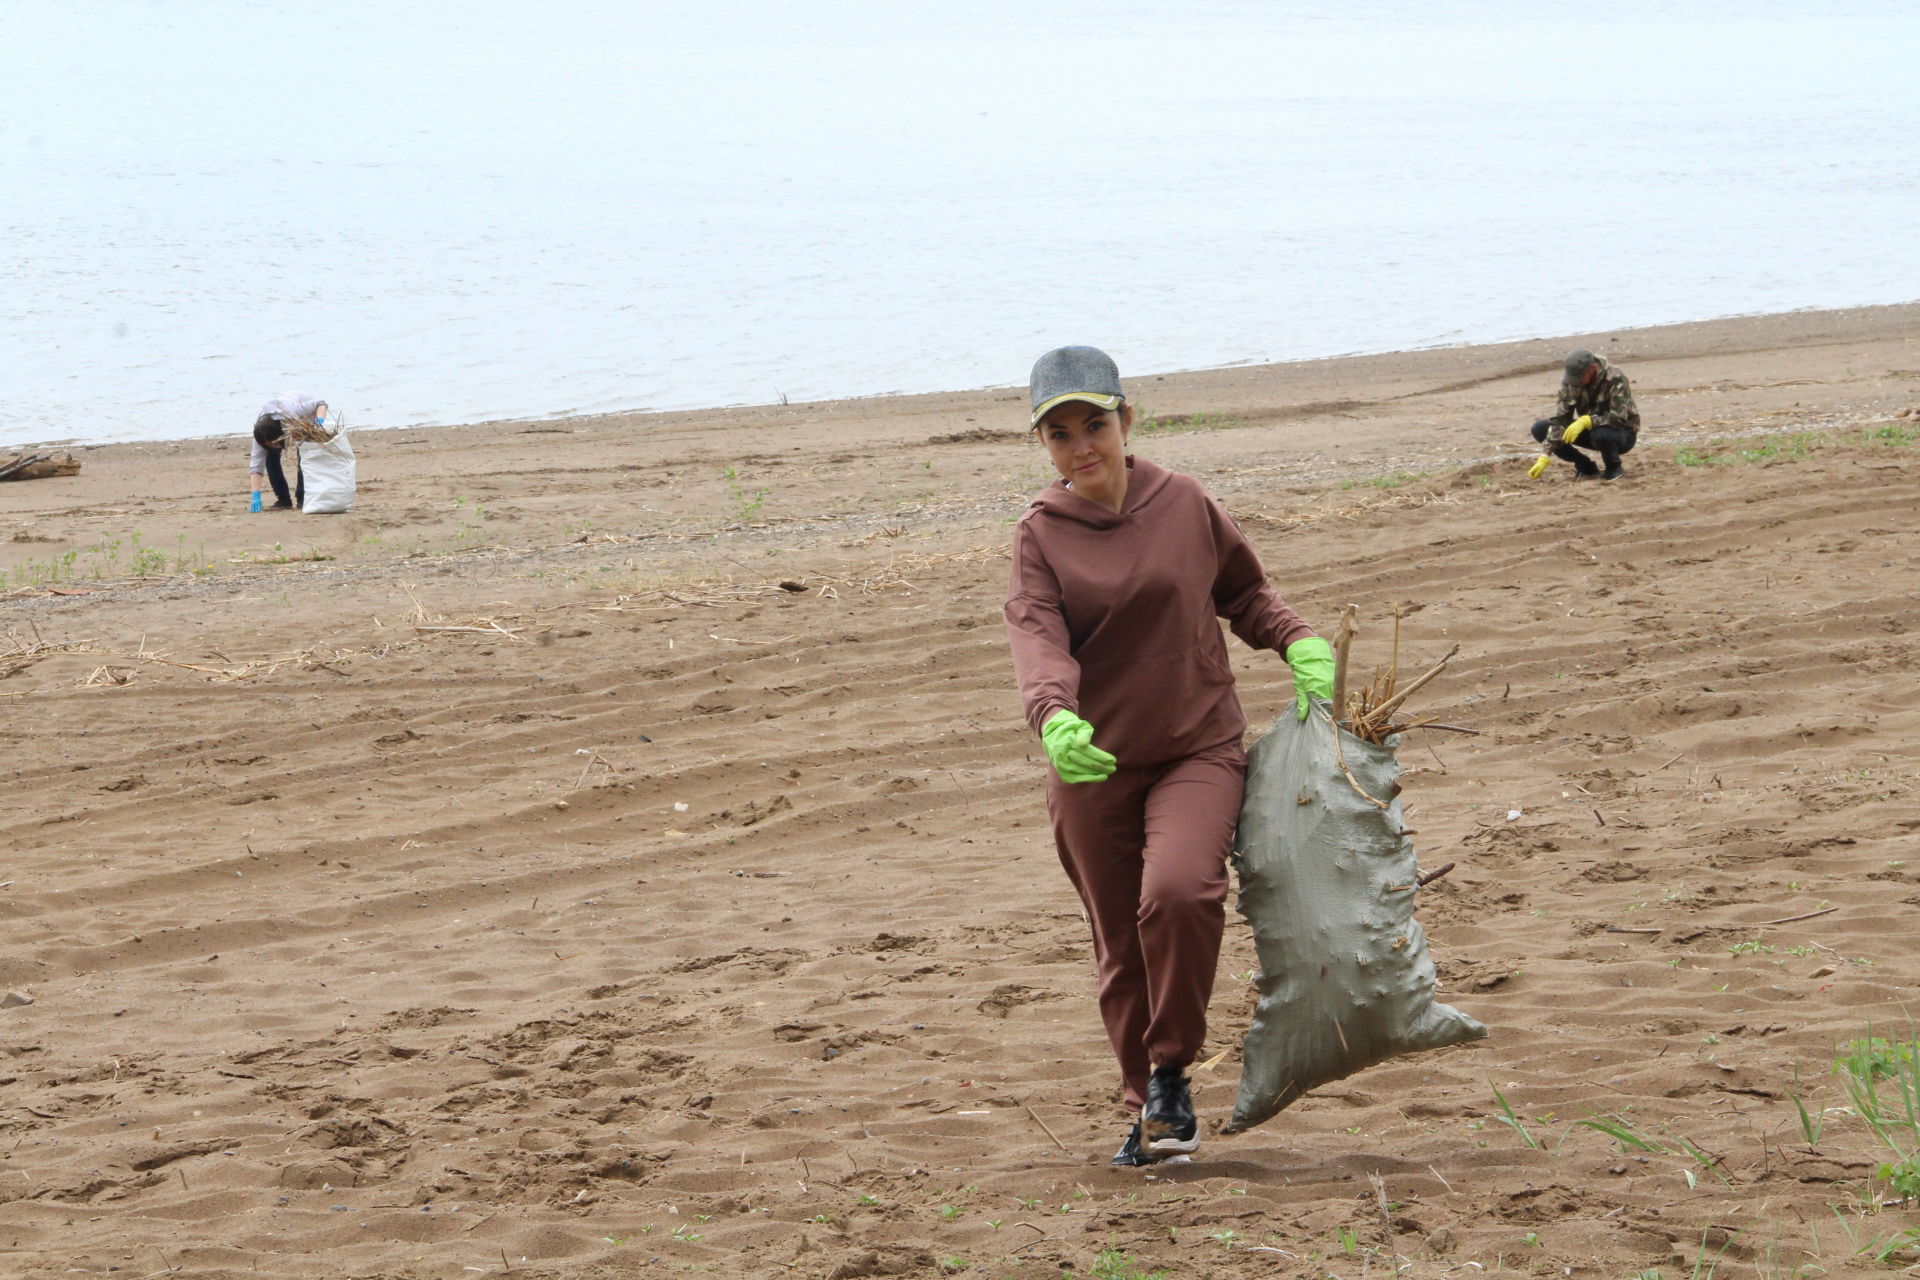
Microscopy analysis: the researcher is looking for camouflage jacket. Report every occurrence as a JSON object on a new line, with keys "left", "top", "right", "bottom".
{"left": 1546, "top": 358, "right": 1640, "bottom": 441}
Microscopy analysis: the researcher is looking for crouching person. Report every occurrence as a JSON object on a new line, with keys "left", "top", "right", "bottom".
{"left": 1530, "top": 349, "right": 1639, "bottom": 480}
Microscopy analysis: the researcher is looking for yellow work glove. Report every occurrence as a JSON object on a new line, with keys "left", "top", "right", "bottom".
{"left": 1561, "top": 414, "right": 1593, "bottom": 446}
{"left": 1526, "top": 454, "right": 1551, "bottom": 480}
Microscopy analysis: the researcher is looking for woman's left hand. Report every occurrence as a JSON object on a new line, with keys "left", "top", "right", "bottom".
{"left": 1284, "top": 636, "right": 1336, "bottom": 720}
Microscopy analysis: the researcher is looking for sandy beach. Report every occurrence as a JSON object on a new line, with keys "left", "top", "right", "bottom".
{"left": 3, "top": 303, "right": 1919, "bottom": 1279}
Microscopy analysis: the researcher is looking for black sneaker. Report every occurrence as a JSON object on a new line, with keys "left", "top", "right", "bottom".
{"left": 269, "top": 499, "right": 294, "bottom": 509}
{"left": 1601, "top": 460, "right": 1624, "bottom": 481}
{"left": 1141, "top": 1065, "right": 1198, "bottom": 1157}
{"left": 1109, "top": 1122, "right": 1150, "bottom": 1167}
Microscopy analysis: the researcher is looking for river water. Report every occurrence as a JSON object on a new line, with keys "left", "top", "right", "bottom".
{"left": 3, "top": 1, "right": 1916, "bottom": 446}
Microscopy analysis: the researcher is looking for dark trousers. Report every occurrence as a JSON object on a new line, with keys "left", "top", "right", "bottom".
{"left": 263, "top": 445, "right": 304, "bottom": 507}
{"left": 1531, "top": 419, "right": 1636, "bottom": 473}
{"left": 1047, "top": 740, "right": 1245, "bottom": 1108}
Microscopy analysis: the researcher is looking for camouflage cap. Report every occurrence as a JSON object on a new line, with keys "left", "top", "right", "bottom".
{"left": 1563, "top": 349, "right": 1600, "bottom": 383}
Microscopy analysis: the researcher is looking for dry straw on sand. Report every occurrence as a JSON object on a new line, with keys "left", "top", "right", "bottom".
{"left": 583, "top": 543, "right": 1008, "bottom": 612}
{"left": 1, "top": 628, "right": 94, "bottom": 678}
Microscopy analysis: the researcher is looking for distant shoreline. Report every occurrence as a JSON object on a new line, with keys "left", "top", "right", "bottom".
{"left": 9, "top": 300, "right": 1918, "bottom": 455}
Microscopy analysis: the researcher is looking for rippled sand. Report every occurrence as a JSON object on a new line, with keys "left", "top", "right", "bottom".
{"left": 3, "top": 304, "right": 1919, "bottom": 1278}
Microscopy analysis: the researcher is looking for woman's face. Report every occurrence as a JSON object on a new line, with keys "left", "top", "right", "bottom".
{"left": 1037, "top": 400, "right": 1132, "bottom": 511}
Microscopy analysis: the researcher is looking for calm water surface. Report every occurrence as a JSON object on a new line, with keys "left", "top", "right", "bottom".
{"left": 2, "top": 1, "right": 1916, "bottom": 446}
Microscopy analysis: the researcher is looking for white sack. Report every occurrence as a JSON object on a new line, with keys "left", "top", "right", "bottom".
{"left": 300, "top": 430, "right": 356, "bottom": 514}
{"left": 1226, "top": 707, "right": 1486, "bottom": 1133}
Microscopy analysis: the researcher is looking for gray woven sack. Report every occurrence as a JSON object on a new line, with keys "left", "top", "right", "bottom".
{"left": 1225, "top": 706, "right": 1486, "bottom": 1133}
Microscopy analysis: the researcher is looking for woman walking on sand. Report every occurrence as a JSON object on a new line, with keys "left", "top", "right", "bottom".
{"left": 1004, "top": 346, "right": 1335, "bottom": 1166}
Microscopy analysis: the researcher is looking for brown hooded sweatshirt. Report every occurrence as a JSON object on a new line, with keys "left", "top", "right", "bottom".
{"left": 1005, "top": 455, "right": 1315, "bottom": 768}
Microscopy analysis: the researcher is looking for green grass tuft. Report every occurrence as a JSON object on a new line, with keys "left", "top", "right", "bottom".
{"left": 1134, "top": 410, "right": 1246, "bottom": 436}
{"left": 1832, "top": 1030, "right": 1920, "bottom": 1203}
{"left": 1339, "top": 469, "right": 1425, "bottom": 490}
{"left": 1089, "top": 1248, "right": 1173, "bottom": 1280}
{"left": 1488, "top": 1082, "right": 1541, "bottom": 1149}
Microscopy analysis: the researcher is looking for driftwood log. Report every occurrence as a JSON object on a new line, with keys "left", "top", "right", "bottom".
{"left": 0, "top": 452, "right": 82, "bottom": 482}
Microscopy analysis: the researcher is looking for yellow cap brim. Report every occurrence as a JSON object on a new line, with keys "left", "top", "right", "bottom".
{"left": 1030, "top": 391, "right": 1124, "bottom": 427}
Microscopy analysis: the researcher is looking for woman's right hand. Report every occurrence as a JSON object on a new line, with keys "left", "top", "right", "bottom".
{"left": 1041, "top": 710, "right": 1117, "bottom": 783}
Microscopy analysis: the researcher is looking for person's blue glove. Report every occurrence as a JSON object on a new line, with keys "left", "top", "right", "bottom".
{"left": 1040, "top": 710, "right": 1117, "bottom": 783}
{"left": 250, "top": 491, "right": 263, "bottom": 512}
{"left": 1285, "top": 636, "right": 1336, "bottom": 720}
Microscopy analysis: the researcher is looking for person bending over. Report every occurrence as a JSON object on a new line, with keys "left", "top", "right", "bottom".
{"left": 249, "top": 393, "right": 326, "bottom": 510}
{"left": 1003, "top": 345, "right": 1335, "bottom": 1166}
{"left": 1530, "top": 349, "right": 1639, "bottom": 480}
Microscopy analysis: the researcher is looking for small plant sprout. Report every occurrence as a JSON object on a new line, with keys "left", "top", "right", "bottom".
{"left": 722, "top": 468, "right": 769, "bottom": 520}
{"left": 1789, "top": 1064, "right": 1825, "bottom": 1148}
{"left": 938, "top": 1203, "right": 961, "bottom": 1221}
{"left": 1688, "top": 1226, "right": 1739, "bottom": 1277}
{"left": 1569, "top": 1112, "right": 1665, "bottom": 1154}
{"left": 1488, "top": 1083, "right": 1541, "bottom": 1149}
{"left": 1091, "top": 1249, "right": 1173, "bottom": 1280}
{"left": 1675, "top": 1134, "right": 1733, "bottom": 1187}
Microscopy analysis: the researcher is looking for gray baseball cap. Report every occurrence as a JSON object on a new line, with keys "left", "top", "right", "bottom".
{"left": 1029, "top": 345, "right": 1125, "bottom": 426}
{"left": 1563, "top": 348, "right": 1599, "bottom": 382}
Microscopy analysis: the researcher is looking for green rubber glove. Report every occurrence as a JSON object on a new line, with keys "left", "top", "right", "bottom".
{"left": 1561, "top": 414, "right": 1593, "bottom": 446}
{"left": 1040, "top": 710, "right": 1117, "bottom": 783}
{"left": 1285, "top": 636, "right": 1336, "bottom": 721}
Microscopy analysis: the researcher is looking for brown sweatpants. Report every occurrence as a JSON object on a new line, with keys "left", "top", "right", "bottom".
{"left": 1047, "top": 740, "right": 1246, "bottom": 1109}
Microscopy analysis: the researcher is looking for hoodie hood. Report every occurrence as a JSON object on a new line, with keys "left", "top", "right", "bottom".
{"left": 1027, "top": 455, "right": 1175, "bottom": 529}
